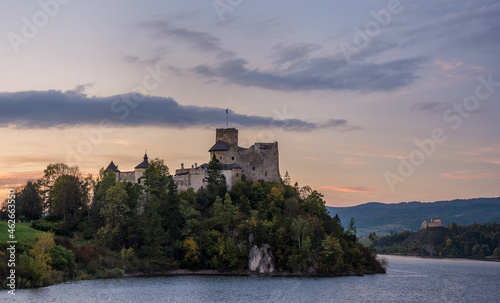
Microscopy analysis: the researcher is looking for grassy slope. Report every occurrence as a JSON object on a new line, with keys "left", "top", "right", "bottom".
{"left": 0, "top": 221, "right": 44, "bottom": 244}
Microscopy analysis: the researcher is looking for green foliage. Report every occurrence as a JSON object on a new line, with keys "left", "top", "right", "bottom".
{"left": 95, "top": 182, "right": 130, "bottom": 249}
{"left": 140, "top": 195, "right": 166, "bottom": 266}
{"left": 26, "top": 231, "right": 56, "bottom": 286}
{"left": 50, "top": 245, "right": 77, "bottom": 274}
{"left": 207, "top": 154, "right": 227, "bottom": 201}
{"left": 377, "top": 222, "right": 500, "bottom": 259}
{"left": 4, "top": 159, "right": 387, "bottom": 290}
{"left": 143, "top": 158, "right": 170, "bottom": 199}
{"left": 120, "top": 247, "right": 138, "bottom": 271}
{"left": 49, "top": 174, "right": 90, "bottom": 228}
{"left": 31, "top": 220, "right": 58, "bottom": 232}
{"left": 16, "top": 181, "right": 44, "bottom": 220}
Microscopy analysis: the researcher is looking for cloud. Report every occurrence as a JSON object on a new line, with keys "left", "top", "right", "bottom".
{"left": 0, "top": 89, "right": 352, "bottom": 131}
{"left": 194, "top": 56, "right": 422, "bottom": 92}
{"left": 0, "top": 172, "right": 43, "bottom": 190}
{"left": 139, "top": 20, "right": 235, "bottom": 59}
{"left": 458, "top": 144, "right": 500, "bottom": 165}
{"left": 139, "top": 20, "right": 423, "bottom": 92}
{"left": 340, "top": 158, "right": 370, "bottom": 166}
{"left": 442, "top": 170, "right": 500, "bottom": 180}
{"left": 270, "top": 43, "right": 323, "bottom": 66}
{"left": 315, "top": 186, "right": 379, "bottom": 193}
{"left": 410, "top": 101, "right": 449, "bottom": 113}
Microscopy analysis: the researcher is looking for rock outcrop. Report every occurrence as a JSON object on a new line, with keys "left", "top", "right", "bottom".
{"left": 248, "top": 244, "right": 275, "bottom": 274}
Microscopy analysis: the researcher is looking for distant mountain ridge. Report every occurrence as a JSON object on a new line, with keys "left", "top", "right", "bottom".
{"left": 327, "top": 197, "right": 500, "bottom": 236}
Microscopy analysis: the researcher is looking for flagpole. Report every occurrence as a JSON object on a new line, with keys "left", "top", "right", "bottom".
{"left": 226, "top": 108, "right": 228, "bottom": 128}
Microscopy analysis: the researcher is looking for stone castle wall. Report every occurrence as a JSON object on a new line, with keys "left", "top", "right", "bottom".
{"left": 216, "top": 128, "right": 238, "bottom": 147}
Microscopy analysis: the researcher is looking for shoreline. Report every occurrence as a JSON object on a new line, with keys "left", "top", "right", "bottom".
{"left": 122, "top": 268, "right": 382, "bottom": 279}
{"left": 378, "top": 253, "right": 500, "bottom": 262}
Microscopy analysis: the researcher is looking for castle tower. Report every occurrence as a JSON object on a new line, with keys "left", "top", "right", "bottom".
{"left": 134, "top": 152, "right": 149, "bottom": 184}
{"left": 216, "top": 128, "right": 238, "bottom": 147}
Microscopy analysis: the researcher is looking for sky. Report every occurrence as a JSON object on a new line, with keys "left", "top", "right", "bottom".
{"left": 0, "top": 0, "right": 499, "bottom": 207}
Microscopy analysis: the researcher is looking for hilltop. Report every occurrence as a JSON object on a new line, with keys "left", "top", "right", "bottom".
{"left": 327, "top": 197, "right": 500, "bottom": 236}
{"left": 376, "top": 222, "right": 500, "bottom": 258}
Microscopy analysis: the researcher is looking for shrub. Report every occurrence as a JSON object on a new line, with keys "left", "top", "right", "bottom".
{"left": 31, "top": 220, "right": 58, "bottom": 232}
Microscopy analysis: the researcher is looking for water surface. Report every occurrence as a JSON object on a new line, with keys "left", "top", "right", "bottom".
{"left": 5, "top": 255, "right": 500, "bottom": 302}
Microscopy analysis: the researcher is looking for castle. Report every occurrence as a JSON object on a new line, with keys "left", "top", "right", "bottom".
{"left": 421, "top": 219, "right": 444, "bottom": 229}
{"left": 105, "top": 153, "right": 149, "bottom": 185}
{"left": 105, "top": 128, "right": 280, "bottom": 191}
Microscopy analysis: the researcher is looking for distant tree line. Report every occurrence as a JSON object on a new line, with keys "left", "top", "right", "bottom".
{"left": 377, "top": 222, "right": 500, "bottom": 258}
{"left": 1, "top": 156, "right": 385, "bottom": 288}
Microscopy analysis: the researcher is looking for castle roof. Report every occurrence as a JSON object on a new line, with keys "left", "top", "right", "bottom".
{"left": 222, "top": 163, "right": 242, "bottom": 170}
{"left": 135, "top": 153, "right": 149, "bottom": 169}
{"left": 209, "top": 140, "right": 230, "bottom": 152}
{"left": 106, "top": 161, "right": 120, "bottom": 173}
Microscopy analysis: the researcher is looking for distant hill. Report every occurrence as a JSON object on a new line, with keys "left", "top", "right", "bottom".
{"left": 327, "top": 197, "right": 500, "bottom": 236}
{"left": 376, "top": 222, "right": 500, "bottom": 258}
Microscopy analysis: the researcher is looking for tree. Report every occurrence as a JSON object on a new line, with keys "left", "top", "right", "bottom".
{"left": 140, "top": 195, "right": 166, "bottom": 266}
{"left": 210, "top": 193, "right": 239, "bottom": 233}
{"left": 49, "top": 174, "right": 89, "bottom": 227}
{"left": 17, "top": 181, "right": 44, "bottom": 220}
{"left": 282, "top": 171, "right": 291, "bottom": 186}
{"left": 291, "top": 216, "right": 310, "bottom": 249}
{"left": 143, "top": 158, "right": 170, "bottom": 200}
{"left": 182, "top": 237, "right": 200, "bottom": 268}
{"left": 95, "top": 182, "right": 130, "bottom": 249}
{"left": 29, "top": 231, "right": 55, "bottom": 285}
{"left": 38, "top": 163, "right": 78, "bottom": 210}
{"left": 207, "top": 154, "right": 227, "bottom": 201}
{"left": 347, "top": 217, "right": 357, "bottom": 236}
{"left": 90, "top": 168, "right": 117, "bottom": 230}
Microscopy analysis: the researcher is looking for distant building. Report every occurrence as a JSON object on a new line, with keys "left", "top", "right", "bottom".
{"left": 421, "top": 218, "right": 444, "bottom": 229}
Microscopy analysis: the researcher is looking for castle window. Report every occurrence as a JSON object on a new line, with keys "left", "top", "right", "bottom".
{"left": 236, "top": 173, "right": 239, "bottom": 177}
{"left": 265, "top": 171, "right": 267, "bottom": 177}
{"left": 232, "top": 157, "right": 234, "bottom": 160}
{"left": 137, "top": 178, "right": 141, "bottom": 184}
{"left": 253, "top": 167, "right": 255, "bottom": 171}
{"left": 220, "top": 156, "right": 222, "bottom": 160}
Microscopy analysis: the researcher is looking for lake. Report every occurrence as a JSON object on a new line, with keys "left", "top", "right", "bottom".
{"left": 5, "top": 255, "right": 500, "bottom": 302}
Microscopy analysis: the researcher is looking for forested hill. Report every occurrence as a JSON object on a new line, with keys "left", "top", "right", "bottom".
{"left": 327, "top": 197, "right": 500, "bottom": 236}
{"left": 0, "top": 160, "right": 385, "bottom": 289}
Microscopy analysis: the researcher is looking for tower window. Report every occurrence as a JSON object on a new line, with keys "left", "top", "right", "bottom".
{"left": 265, "top": 171, "right": 267, "bottom": 177}
{"left": 220, "top": 156, "right": 223, "bottom": 160}
{"left": 253, "top": 167, "right": 255, "bottom": 171}
{"left": 232, "top": 157, "right": 234, "bottom": 160}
